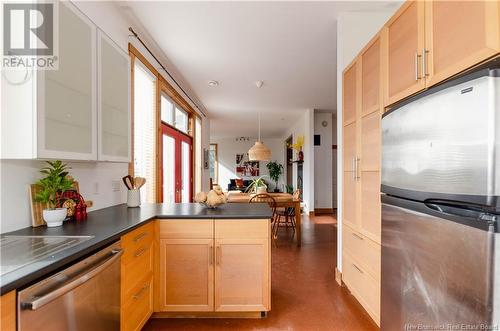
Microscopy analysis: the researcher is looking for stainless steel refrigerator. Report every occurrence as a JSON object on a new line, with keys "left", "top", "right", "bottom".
{"left": 381, "top": 63, "right": 500, "bottom": 330}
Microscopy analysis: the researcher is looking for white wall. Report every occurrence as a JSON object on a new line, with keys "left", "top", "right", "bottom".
{"left": 281, "top": 109, "right": 314, "bottom": 213}
{"left": 0, "top": 1, "right": 211, "bottom": 233}
{"left": 336, "top": 10, "right": 399, "bottom": 271}
{"left": 314, "top": 112, "right": 333, "bottom": 209}
{"left": 210, "top": 138, "right": 285, "bottom": 192}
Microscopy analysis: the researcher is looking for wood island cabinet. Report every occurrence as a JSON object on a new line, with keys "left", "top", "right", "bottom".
{"left": 0, "top": 291, "right": 16, "bottom": 331}
{"left": 156, "top": 218, "right": 271, "bottom": 316}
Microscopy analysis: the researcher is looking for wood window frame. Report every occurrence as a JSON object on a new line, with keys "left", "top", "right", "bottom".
{"left": 128, "top": 43, "right": 200, "bottom": 202}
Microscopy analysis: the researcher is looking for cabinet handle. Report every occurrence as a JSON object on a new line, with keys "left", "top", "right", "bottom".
{"left": 422, "top": 48, "right": 429, "bottom": 77}
{"left": 134, "top": 246, "right": 147, "bottom": 257}
{"left": 132, "top": 284, "right": 149, "bottom": 300}
{"left": 209, "top": 246, "right": 214, "bottom": 265}
{"left": 352, "top": 158, "right": 356, "bottom": 180}
{"left": 355, "top": 158, "right": 361, "bottom": 180}
{"left": 352, "top": 263, "right": 364, "bottom": 274}
{"left": 216, "top": 246, "right": 221, "bottom": 265}
{"left": 414, "top": 52, "right": 422, "bottom": 81}
{"left": 352, "top": 232, "right": 364, "bottom": 240}
{"left": 133, "top": 232, "right": 148, "bottom": 242}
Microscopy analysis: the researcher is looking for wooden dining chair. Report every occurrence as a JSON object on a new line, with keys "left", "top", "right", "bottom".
{"left": 249, "top": 193, "right": 278, "bottom": 243}
{"left": 274, "top": 190, "right": 300, "bottom": 239}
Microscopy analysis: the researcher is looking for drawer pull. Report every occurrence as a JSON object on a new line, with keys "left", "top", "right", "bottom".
{"left": 134, "top": 247, "right": 147, "bottom": 257}
{"left": 133, "top": 232, "right": 148, "bottom": 242}
{"left": 352, "top": 263, "right": 364, "bottom": 274}
{"left": 352, "top": 233, "right": 364, "bottom": 240}
{"left": 132, "top": 284, "right": 149, "bottom": 300}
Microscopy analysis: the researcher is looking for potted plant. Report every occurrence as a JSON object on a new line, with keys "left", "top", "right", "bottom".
{"left": 35, "top": 160, "right": 75, "bottom": 227}
{"left": 266, "top": 161, "right": 284, "bottom": 193}
{"left": 285, "top": 185, "right": 294, "bottom": 194}
{"left": 245, "top": 176, "right": 268, "bottom": 194}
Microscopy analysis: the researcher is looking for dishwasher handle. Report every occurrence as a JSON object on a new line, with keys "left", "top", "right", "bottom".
{"left": 21, "top": 248, "right": 123, "bottom": 311}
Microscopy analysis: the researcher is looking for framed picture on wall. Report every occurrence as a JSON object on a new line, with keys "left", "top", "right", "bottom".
{"left": 236, "top": 153, "right": 259, "bottom": 176}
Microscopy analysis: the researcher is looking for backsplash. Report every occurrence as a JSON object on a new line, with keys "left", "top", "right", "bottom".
{"left": 0, "top": 160, "right": 128, "bottom": 233}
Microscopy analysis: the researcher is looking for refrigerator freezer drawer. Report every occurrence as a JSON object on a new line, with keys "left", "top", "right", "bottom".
{"left": 381, "top": 69, "right": 500, "bottom": 201}
{"left": 381, "top": 197, "right": 497, "bottom": 330}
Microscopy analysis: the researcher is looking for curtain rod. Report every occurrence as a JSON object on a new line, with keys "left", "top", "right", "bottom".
{"left": 128, "top": 27, "right": 207, "bottom": 118}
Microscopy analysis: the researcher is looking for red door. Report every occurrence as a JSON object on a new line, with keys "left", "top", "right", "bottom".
{"left": 161, "top": 124, "right": 193, "bottom": 203}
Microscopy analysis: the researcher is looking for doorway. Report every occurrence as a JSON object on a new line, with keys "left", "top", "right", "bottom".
{"left": 159, "top": 90, "right": 193, "bottom": 203}
{"left": 161, "top": 125, "right": 192, "bottom": 203}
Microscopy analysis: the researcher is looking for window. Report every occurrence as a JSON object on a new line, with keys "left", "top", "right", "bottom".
{"left": 160, "top": 93, "right": 189, "bottom": 134}
{"left": 209, "top": 144, "right": 218, "bottom": 184}
{"left": 133, "top": 60, "right": 157, "bottom": 203}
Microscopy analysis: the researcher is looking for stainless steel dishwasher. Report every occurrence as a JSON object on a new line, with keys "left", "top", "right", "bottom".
{"left": 18, "top": 242, "right": 123, "bottom": 331}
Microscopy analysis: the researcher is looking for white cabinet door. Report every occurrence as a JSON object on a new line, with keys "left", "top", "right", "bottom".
{"left": 97, "top": 30, "right": 131, "bottom": 162}
{"left": 37, "top": 1, "right": 97, "bottom": 160}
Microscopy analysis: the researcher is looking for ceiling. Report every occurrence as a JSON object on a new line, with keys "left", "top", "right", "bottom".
{"left": 123, "top": 1, "right": 400, "bottom": 138}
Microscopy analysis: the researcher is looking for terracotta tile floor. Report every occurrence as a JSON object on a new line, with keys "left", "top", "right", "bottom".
{"left": 143, "top": 213, "right": 378, "bottom": 331}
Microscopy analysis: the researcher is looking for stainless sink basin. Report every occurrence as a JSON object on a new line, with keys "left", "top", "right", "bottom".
{"left": 0, "top": 235, "right": 94, "bottom": 276}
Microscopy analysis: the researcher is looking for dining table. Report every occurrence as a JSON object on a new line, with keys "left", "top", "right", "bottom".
{"left": 227, "top": 192, "right": 302, "bottom": 246}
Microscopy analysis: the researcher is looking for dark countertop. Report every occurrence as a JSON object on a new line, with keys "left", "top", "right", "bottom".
{"left": 0, "top": 202, "right": 272, "bottom": 295}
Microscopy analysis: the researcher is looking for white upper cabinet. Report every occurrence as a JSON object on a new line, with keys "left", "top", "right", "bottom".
{"left": 0, "top": 1, "right": 130, "bottom": 162}
{"left": 37, "top": 1, "right": 97, "bottom": 160}
{"left": 97, "top": 30, "right": 131, "bottom": 162}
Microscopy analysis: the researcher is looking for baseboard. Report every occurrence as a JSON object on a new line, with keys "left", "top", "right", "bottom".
{"left": 152, "top": 311, "right": 265, "bottom": 319}
{"left": 314, "top": 208, "right": 334, "bottom": 215}
{"left": 335, "top": 267, "right": 342, "bottom": 286}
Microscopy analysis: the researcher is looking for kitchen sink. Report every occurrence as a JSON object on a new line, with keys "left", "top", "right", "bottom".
{"left": 0, "top": 235, "right": 94, "bottom": 276}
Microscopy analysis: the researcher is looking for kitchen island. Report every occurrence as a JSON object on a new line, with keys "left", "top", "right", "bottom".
{"left": 1, "top": 203, "right": 272, "bottom": 330}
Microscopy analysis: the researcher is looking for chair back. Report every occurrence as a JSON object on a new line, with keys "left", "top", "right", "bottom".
{"left": 249, "top": 193, "right": 277, "bottom": 215}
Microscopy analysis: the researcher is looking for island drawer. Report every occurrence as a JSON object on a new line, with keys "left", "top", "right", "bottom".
{"left": 159, "top": 219, "right": 213, "bottom": 239}
{"left": 122, "top": 222, "right": 154, "bottom": 257}
{"left": 215, "top": 219, "right": 269, "bottom": 239}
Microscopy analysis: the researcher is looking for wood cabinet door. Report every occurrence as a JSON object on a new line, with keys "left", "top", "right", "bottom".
{"left": 158, "top": 238, "right": 214, "bottom": 312}
{"left": 361, "top": 36, "right": 382, "bottom": 117}
{"left": 360, "top": 111, "right": 381, "bottom": 172}
{"left": 343, "top": 171, "right": 358, "bottom": 230}
{"left": 384, "top": 0, "right": 426, "bottom": 106}
{"left": 425, "top": 1, "right": 500, "bottom": 87}
{"left": 343, "top": 60, "right": 359, "bottom": 125}
{"left": 360, "top": 171, "right": 381, "bottom": 244}
{"left": 0, "top": 291, "right": 16, "bottom": 331}
{"left": 215, "top": 238, "right": 270, "bottom": 312}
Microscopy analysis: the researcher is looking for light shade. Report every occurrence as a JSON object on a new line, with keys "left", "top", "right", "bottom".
{"left": 248, "top": 141, "right": 271, "bottom": 161}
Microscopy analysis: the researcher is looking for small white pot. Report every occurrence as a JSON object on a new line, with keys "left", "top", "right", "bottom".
{"left": 42, "top": 208, "right": 68, "bottom": 227}
{"left": 127, "top": 189, "right": 141, "bottom": 207}
{"left": 256, "top": 186, "right": 267, "bottom": 194}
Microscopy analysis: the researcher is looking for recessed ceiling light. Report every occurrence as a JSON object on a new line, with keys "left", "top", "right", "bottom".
{"left": 208, "top": 80, "right": 219, "bottom": 87}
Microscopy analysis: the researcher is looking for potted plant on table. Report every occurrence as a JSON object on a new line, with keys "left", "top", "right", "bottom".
{"left": 245, "top": 176, "right": 268, "bottom": 194}
{"left": 266, "top": 161, "right": 284, "bottom": 193}
{"left": 35, "top": 161, "right": 75, "bottom": 227}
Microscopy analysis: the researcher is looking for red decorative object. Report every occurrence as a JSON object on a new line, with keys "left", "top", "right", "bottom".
{"left": 298, "top": 150, "right": 304, "bottom": 161}
{"left": 57, "top": 190, "right": 88, "bottom": 221}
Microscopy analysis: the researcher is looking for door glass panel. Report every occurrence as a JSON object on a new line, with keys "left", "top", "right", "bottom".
{"left": 163, "top": 135, "right": 175, "bottom": 203}
{"left": 44, "top": 3, "right": 93, "bottom": 154}
{"left": 161, "top": 93, "right": 174, "bottom": 125}
{"left": 100, "top": 35, "right": 129, "bottom": 158}
{"left": 175, "top": 107, "right": 188, "bottom": 133}
{"left": 181, "top": 141, "right": 190, "bottom": 202}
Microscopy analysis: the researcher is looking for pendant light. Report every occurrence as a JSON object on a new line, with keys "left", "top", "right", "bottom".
{"left": 248, "top": 81, "right": 272, "bottom": 161}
